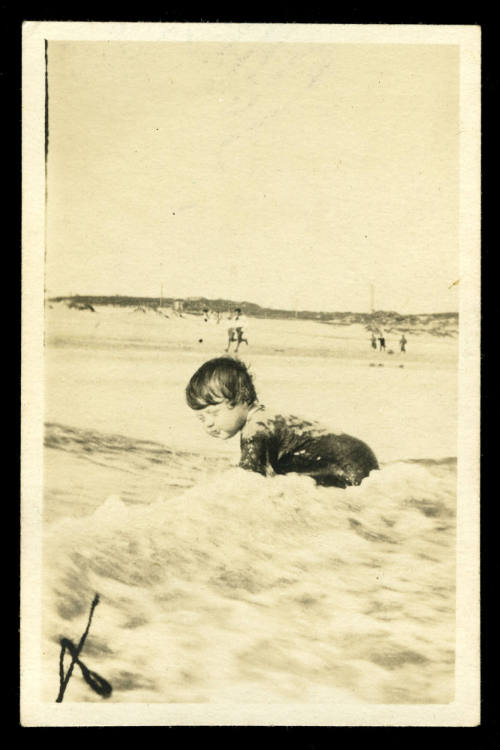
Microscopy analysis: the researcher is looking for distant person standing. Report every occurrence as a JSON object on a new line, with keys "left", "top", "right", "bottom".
{"left": 378, "top": 333, "right": 386, "bottom": 351}
{"left": 371, "top": 333, "right": 377, "bottom": 350}
{"left": 173, "top": 299, "right": 184, "bottom": 317}
{"left": 400, "top": 334, "right": 407, "bottom": 353}
{"left": 225, "top": 308, "right": 249, "bottom": 353}
{"left": 225, "top": 312, "right": 237, "bottom": 352}
{"left": 234, "top": 308, "right": 249, "bottom": 352}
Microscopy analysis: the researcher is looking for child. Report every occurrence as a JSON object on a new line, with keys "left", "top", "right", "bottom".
{"left": 186, "top": 357, "right": 378, "bottom": 489}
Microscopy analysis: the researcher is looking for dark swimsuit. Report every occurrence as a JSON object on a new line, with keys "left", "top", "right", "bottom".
{"left": 239, "top": 406, "right": 378, "bottom": 489}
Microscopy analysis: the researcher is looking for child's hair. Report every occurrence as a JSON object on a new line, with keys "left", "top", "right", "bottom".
{"left": 185, "top": 357, "right": 257, "bottom": 410}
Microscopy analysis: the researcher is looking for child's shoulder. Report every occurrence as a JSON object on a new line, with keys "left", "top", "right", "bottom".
{"left": 242, "top": 405, "right": 326, "bottom": 439}
{"left": 242, "top": 404, "right": 273, "bottom": 439}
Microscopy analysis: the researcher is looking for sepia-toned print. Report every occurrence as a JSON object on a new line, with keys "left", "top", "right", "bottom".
{"left": 21, "top": 23, "right": 480, "bottom": 726}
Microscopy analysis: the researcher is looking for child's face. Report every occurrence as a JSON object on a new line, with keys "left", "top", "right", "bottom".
{"left": 196, "top": 400, "right": 249, "bottom": 439}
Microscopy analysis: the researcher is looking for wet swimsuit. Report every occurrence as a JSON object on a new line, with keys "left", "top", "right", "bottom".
{"left": 239, "top": 405, "right": 378, "bottom": 488}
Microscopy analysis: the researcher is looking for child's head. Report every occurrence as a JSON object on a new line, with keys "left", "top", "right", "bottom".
{"left": 186, "top": 357, "right": 256, "bottom": 410}
{"left": 185, "top": 357, "right": 257, "bottom": 439}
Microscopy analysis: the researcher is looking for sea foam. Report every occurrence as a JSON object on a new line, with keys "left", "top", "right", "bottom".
{"left": 43, "top": 459, "right": 455, "bottom": 704}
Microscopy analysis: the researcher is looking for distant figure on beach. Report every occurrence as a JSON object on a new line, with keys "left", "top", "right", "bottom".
{"left": 225, "top": 308, "right": 249, "bottom": 353}
{"left": 378, "top": 335, "right": 386, "bottom": 351}
{"left": 400, "top": 334, "right": 407, "bottom": 353}
{"left": 371, "top": 333, "right": 377, "bottom": 350}
{"left": 173, "top": 300, "right": 184, "bottom": 318}
{"left": 186, "top": 357, "right": 379, "bottom": 489}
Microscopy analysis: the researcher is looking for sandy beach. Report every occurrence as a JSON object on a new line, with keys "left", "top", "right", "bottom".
{"left": 39, "top": 304, "right": 459, "bottom": 706}
{"left": 45, "top": 304, "right": 457, "bottom": 461}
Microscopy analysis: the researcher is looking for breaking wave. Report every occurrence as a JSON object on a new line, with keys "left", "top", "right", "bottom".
{"left": 43, "top": 424, "right": 456, "bottom": 704}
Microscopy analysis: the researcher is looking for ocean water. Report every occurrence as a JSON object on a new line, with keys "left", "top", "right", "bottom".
{"left": 43, "top": 423, "right": 456, "bottom": 705}
{"left": 41, "top": 308, "right": 457, "bottom": 705}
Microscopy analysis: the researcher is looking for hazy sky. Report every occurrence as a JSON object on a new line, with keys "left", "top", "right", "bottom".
{"left": 46, "top": 41, "right": 459, "bottom": 313}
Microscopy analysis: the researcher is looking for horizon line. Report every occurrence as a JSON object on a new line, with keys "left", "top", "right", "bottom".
{"left": 48, "top": 294, "right": 459, "bottom": 318}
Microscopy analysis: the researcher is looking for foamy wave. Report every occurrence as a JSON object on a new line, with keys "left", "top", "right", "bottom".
{"left": 43, "top": 461, "right": 455, "bottom": 704}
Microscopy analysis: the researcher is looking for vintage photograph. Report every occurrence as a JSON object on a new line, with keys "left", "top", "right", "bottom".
{"left": 21, "top": 23, "right": 480, "bottom": 726}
